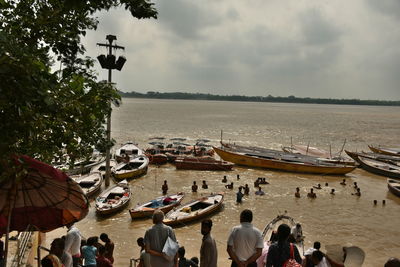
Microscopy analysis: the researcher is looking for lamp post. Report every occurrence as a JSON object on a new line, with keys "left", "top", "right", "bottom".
{"left": 97, "top": 35, "right": 126, "bottom": 186}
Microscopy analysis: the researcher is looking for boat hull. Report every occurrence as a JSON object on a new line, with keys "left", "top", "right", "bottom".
{"left": 368, "top": 145, "right": 400, "bottom": 157}
{"left": 175, "top": 157, "right": 233, "bottom": 171}
{"left": 213, "top": 147, "right": 355, "bottom": 175}
{"left": 129, "top": 194, "right": 185, "bottom": 219}
{"left": 388, "top": 179, "right": 400, "bottom": 197}
{"left": 357, "top": 157, "right": 400, "bottom": 179}
{"left": 95, "top": 182, "right": 131, "bottom": 216}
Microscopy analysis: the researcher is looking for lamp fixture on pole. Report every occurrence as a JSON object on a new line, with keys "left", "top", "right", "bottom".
{"left": 97, "top": 34, "right": 126, "bottom": 186}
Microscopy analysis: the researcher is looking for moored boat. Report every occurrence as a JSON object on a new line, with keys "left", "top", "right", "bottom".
{"left": 388, "top": 179, "right": 400, "bottom": 197}
{"left": 357, "top": 156, "right": 400, "bottom": 179}
{"left": 163, "top": 193, "right": 224, "bottom": 227}
{"left": 95, "top": 180, "right": 131, "bottom": 215}
{"left": 112, "top": 156, "right": 149, "bottom": 180}
{"left": 90, "top": 159, "right": 117, "bottom": 177}
{"left": 174, "top": 156, "right": 234, "bottom": 171}
{"left": 146, "top": 153, "right": 169, "bottom": 165}
{"left": 115, "top": 142, "right": 144, "bottom": 162}
{"left": 262, "top": 214, "right": 303, "bottom": 246}
{"left": 71, "top": 172, "right": 103, "bottom": 198}
{"left": 213, "top": 145, "right": 356, "bottom": 175}
{"left": 345, "top": 150, "right": 400, "bottom": 166}
{"left": 129, "top": 193, "right": 185, "bottom": 219}
{"left": 368, "top": 145, "right": 400, "bottom": 157}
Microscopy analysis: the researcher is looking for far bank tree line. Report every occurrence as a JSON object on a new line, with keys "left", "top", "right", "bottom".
{"left": 118, "top": 91, "right": 400, "bottom": 106}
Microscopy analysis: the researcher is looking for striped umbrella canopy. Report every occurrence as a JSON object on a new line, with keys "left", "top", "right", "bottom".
{"left": 0, "top": 155, "right": 89, "bottom": 234}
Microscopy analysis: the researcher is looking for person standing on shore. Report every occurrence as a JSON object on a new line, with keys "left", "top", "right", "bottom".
{"left": 227, "top": 209, "right": 263, "bottom": 267}
{"left": 200, "top": 219, "right": 217, "bottom": 267}
{"left": 144, "top": 210, "right": 178, "bottom": 267}
{"left": 266, "top": 224, "right": 302, "bottom": 267}
{"left": 64, "top": 223, "right": 82, "bottom": 267}
{"left": 100, "top": 233, "right": 114, "bottom": 264}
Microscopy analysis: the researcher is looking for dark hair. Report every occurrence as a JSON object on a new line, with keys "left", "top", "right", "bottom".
{"left": 191, "top": 257, "right": 199, "bottom": 265}
{"left": 240, "top": 209, "right": 253, "bottom": 222}
{"left": 313, "top": 241, "right": 321, "bottom": 250}
{"left": 100, "top": 233, "right": 108, "bottom": 242}
{"left": 87, "top": 236, "right": 98, "bottom": 246}
{"left": 201, "top": 219, "right": 213, "bottom": 229}
{"left": 312, "top": 250, "right": 324, "bottom": 261}
{"left": 137, "top": 237, "right": 144, "bottom": 244}
{"left": 178, "top": 246, "right": 185, "bottom": 257}
{"left": 384, "top": 257, "right": 400, "bottom": 267}
{"left": 277, "top": 224, "right": 291, "bottom": 241}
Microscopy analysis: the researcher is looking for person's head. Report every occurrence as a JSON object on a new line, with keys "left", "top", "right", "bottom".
{"left": 311, "top": 250, "right": 324, "bottom": 264}
{"left": 384, "top": 257, "right": 400, "bottom": 267}
{"left": 201, "top": 219, "right": 213, "bottom": 236}
{"left": 354, "top": 182, "right": 357, "bottom": 185}
{"left": 100, "top": 233, "right": 109, "bottom": 243}
{"left": 325, "top": 182, "right": 328, "bottom": 186}
{"left": 374, "top": 200, "right": 378, "bottom": 205}
{"left": 343, "top": 179, "right": 346, "bottom": 182}
{"left": 331, "top": 189, "right": 335, "bottom": 193}
{"left": 164, "top": 180, "right": 167, "bottom": 184}
{"left": 137, "top": 237, "right": 145, "bottom": 248}
{"left": 87, "top": 236, "right": 98, "bottom": 246}
{"left": 296, "top": 223, "right": 301, "bottom": 229}
{"left": 245, "top": 184, "right": 248, "bottom": 187}
{"left": 193, "top": 181, "right": 196, "bottom": 185}
{"left": 153, "top": 209, "right": 165, "bottom": 224}
{"left": 178, "top": 246, "right": 186, "bottom": 258}
{"left": 277, "top": 224, "right": 291, "bottom": 242}
{"left": 313, "top": 241, "right": 321, "bottom": 250}
{"left": 50, "top": 238, "right": 65, "bottom": 258}
{"left": 98, "top": 245, "right": 106, "bottom": 256}
{"left": 240, "top": 209, "right": 253, "bottom": 223}
{"left": 357, "top": 188, "right": 360, "bottom": 192}
{"left": 203, "top": 180, "right": 206, "bottom": 184}
{"left": 296, "top": 187, "right": 299, "bottom": 192}
{"left": 311, "top": 188, "right": 314, "bottom": 193}
{"left": 258, "top": 186, "right": 262, "bottom": 191}
{"left": 238, "top": 186, "right": 242, "bottom": 192}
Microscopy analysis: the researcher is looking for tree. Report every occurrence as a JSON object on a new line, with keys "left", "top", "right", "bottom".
{"left": 0, "top": 0, "right": 157, "bottom": 178}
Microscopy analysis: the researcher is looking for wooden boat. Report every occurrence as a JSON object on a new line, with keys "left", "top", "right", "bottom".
{"left": 283, "top": 145, "right": 355, "bottom": 166}
{"left": 368, "top": 145, "right": 400, "bottom": 157}
{"left": 163, "top": 193, "right": 224, "bottom": 227}
{"left": 56, "top": 151, "right": 105, "bottom": 175}
{"left": 129, "top": 193, "right": 185, "bottom": 219}
{"left": 90, "top": 159, "right": 117, "bottom": 177}
{"left": 112, "top": 156, "right": 149, "bottom": 180}
{"left": 262, "top": 214, "right": 303, "bottom": 246}
{"left": 174, "top": 156, "right": 234, "bottom": 171}
{"left": 71, "top": 172, "right": 103, "bottom": 198}
{"left": 345, "top": 150, "right": 400, "bottom": 166}
{"left": 146, "top": 153, "right": 168, "bottom": 165}
{"left": 357, "top": 156, "right": 400, "bottom": 179}
{"left": 213, "top": 145, "right": 356, "bottom": 175}
{"left": 388, "top": 179, "right": 400, "bottom": 197}
{"left": 115, "top": 142, "right": 144, "bottom": 162}
{"left": 95, "top": 180, "right": 131, "bottom": 215}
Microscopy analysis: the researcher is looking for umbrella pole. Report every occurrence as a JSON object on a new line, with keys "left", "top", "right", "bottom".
{"left": 4, "top": 206, "right": 12, "bottom": 267}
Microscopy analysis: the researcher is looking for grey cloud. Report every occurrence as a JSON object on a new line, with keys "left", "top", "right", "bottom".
{"left": 366, "top": 0, "right": 400, "bottom": 19}
{"left": 155, "top": 0, "right": 221, "bottom": 39}
{"left": 299, "top": 9, "right": 342, "bottom": 45}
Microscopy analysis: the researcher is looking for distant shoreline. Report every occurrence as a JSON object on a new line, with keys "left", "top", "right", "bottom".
{"left": 118, "top": 91, "right": 400, "bottom": 106}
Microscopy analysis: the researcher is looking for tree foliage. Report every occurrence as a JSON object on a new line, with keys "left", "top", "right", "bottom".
{"left": 0, "top": 0, "right": 157, "bottom": 176}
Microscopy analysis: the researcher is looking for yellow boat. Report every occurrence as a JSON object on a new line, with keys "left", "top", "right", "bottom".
{"left": 213, "top": 146, "right": 356, "bottom": 175}
{"left": 112, "top": 156, "right": 149, "bottom": 180}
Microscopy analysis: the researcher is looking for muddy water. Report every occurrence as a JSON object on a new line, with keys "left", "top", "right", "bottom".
{"left": 46, "top": 99, "right": 400, "bottom": 266}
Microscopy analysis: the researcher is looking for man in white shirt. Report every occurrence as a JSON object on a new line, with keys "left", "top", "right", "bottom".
{"left": 227, "top": 209, "right": 263, "bottom": 267}
{"left": 64, "top": 223, "right": 81, "bottom": 267}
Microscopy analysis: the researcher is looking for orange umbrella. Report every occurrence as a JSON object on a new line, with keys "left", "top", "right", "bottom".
{"left": 0, "top": 155, "right": 89, "bottom": 265}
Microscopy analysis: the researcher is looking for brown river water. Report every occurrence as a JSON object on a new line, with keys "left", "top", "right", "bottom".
{"left": 45, "top": 98, "right": 400, "bottom": 266}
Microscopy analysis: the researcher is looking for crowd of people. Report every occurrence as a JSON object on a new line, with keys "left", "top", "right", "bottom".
{"left": 41, "top": 209, "right": 400, "bottom": 267}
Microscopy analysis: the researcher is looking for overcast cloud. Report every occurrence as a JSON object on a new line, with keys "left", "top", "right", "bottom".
{"left": 82, "top": 0, "right": 400, "bottom": 100}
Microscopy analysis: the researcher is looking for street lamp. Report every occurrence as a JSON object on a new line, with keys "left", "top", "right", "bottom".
{"left": 97, "top": 34, "right": 126, "bottom": 186}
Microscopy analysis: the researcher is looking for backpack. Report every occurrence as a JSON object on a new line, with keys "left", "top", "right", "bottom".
{"left": 283, "top": 243, "right": 302, "bottom": 267}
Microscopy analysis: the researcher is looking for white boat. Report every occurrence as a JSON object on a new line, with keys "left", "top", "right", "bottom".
{"left": 95, "top": 180, "right": 131, "bottom": 215}
{"left": 115, "top": 142, "right": 144, "bottom": 162}
{"left": 71, "top": 172, "right": 103, "bottom": 198}
{"left": 112, "top": 156, "right": 149, "bottom": 181}
{"left": 129, "top": 193, "right": 185, "bottom": 219}
{"left": 163, "top": 193, "right": 224, "bottom": 227}
{"left": 90, "top": 159, "right": 117, "bottom": 177}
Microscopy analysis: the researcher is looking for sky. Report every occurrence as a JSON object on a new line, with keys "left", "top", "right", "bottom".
{"left": 82, "top": 0, "right": 400, "bottom": 100}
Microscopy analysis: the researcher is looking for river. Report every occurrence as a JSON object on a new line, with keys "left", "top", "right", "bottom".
{"left": 47, "top": 98, "right": 400, "bottom": 266}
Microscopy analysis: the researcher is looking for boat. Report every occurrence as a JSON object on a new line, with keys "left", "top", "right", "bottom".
{"left": 283, "top": 145, "right": 355, "bottom": 166}
{"left": 129, "top": 193, "right": 185, "bottom": 219}
{"left": 112, "top": 156, "right": 149, "bottom": 180}
{"left": 90, "top": 159, "right": 117, "bottom": 177}
{"left": 174, "top": 156, "right": 234, "bottom": 171}
{"left": 388, "top": 179, "right": 400, "bottom": 197}
{"left": 56, "top": 151, "right": 105, "bottom": 175}
{"left": 368, "top": 145, "right": 400, "bottom": 157}
{"left": 213, "top": 144, "right": 356, "bottom": 175}
{"left": 95, "top": 180, "right": 131, "bottom": 215}
{"left": 146, "top": 153, "right": 169, "bottom": 165}
{"left": 115, "top": 142, "right": 145, "bottom": 162}
{"left": 262, "top": 214, "right": 303, "bottom": 247}
{"left": 71, "top": 172, "right": 103, "bottom": 198}
{"left": 345, "top": 150, "right": 400, "bottom": 166}
{"left": 163, "top": 193, "right": 224, "bottom": 227}
{"left": 356, "top": 156, "right": 400, "bottom": 179}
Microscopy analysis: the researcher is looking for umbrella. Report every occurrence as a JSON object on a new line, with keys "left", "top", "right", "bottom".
{"left": 0, "top": 155, "right": 89, "bottom": 265}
